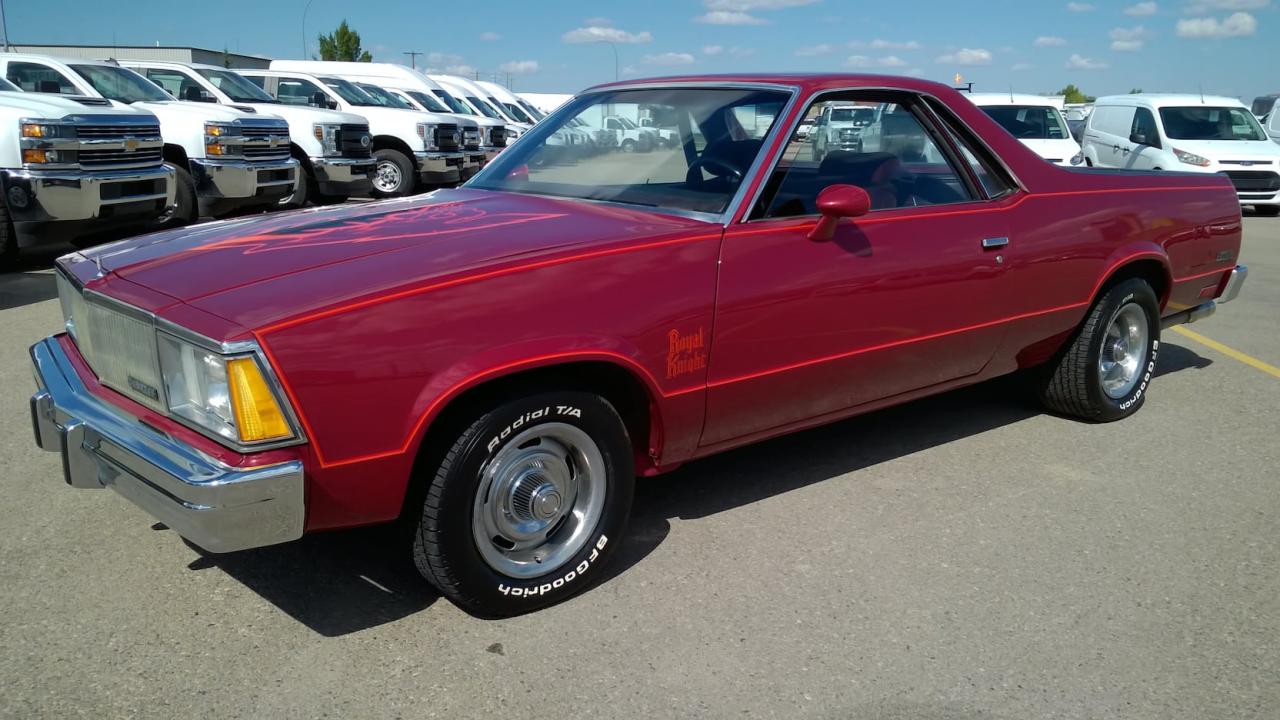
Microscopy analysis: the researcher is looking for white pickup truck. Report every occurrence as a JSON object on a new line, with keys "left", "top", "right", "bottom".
{"left": 118, "top": 60, "right": 374, "bottom": 207}
{"left": 0, "top": 53, "right": 296, "bottom": 224}
{"left": 0, "top": 78, "right": 174, "bottom": 266}
{"left": 239, "top": 69, "right": 466, "bottom": 197}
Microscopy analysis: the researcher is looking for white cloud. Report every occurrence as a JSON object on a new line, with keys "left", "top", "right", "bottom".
{"left": 1176, "top": 12, "right": 1257, "bottom": 37}
{"left": 1065, "top": 53, "right": 1108, "bottom": 70}
{"left": 696, "top": 10, "right": 768, "bottom": 24}
{"left": 562, "top": 25, "right": 653, "bottom": 43}
{"left": 847, "top": 54, "right": 910, "bottom": 68}
{"left": 643, "top": 52, "right": 696, "bottom": 65}
{"left": 702, "top": 45, "right": 724, "bottom": 55}
{"left": 1066, "top": 2, "right": 1095, "bottom": 10}
{"left": 867, "top": 39, "right": 921, "bottom": 50}
{"left": 479, "top": 32, "right": 500, "bottom": 41}
{"left": 1034, "top": 36, "right": 1068, "bottom": 46}
{"left": 1110, "top": 25, "right": 1149, "bottom": 50}
{"left": 498, "top": 60, "right": 539, "bottom": 74}
{"left": 1125, "top": 2, "right": 1158, "bottom": 15}
{"left": 442, "top": 64, "right": 476, "bottom": 76}
{"left": 795, "top": 43, "right": 833, "bottom": 56}
{"left": 1186, "top": 0, "right": 1269, "bottom": 11}
{"left": 729, "top": 46, "right": 757, "bottom": 58}
{"left": 935, "top": 48, "right": 993, "bottom": 65}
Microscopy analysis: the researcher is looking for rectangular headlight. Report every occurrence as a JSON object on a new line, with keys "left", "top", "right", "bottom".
{"left": 158, "top": 333, "right": 293, "bottom": 445}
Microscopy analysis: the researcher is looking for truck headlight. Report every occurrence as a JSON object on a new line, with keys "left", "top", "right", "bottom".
{"left": 204, "top": 122, "right": 243, "bottom": 157}
{"left": 417, "top": 123, "right": 438, "bottom": 150}
{"left": 21, "top": 120, "right": 73, "bottom": 138}
{"left": 313, "top": 123, "right": 341, "bottom": 156}
{"left": 1173, "top": 148, "right": 1211, "bottom": 168}
{"left": 158, "top": 333, "right": 293, "bottom": 444}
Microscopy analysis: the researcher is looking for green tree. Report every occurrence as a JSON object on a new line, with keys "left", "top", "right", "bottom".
{"left": 1056, "top": 84, "right": 1096, "bottom": 104}
{"left": 1128, "top": 88, "right": 1144, "bottom": 94}
{"left": 317, "top": 20, "right": 372, "bottom": 62}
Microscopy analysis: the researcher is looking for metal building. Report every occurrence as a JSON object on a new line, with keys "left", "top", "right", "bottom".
{"left": 7, "top": 44, "right": 271, "bottom": 69}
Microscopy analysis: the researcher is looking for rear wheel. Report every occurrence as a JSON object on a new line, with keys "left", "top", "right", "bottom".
{"left": 371, "top": 149, "right": 415, "bottom": 197}
{"left": 1039, "top": 278, "right": 1160, "bottom": 422}
{"left": 411, "top": 391, "right": 634, "bottom": 617}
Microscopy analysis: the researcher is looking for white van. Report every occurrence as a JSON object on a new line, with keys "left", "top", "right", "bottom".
{"left": 1083, "top": 94, "right": 1280, "bottom": 214}
{"left": 1263, "top": 98, "right": 1280, "bottom": 146}
{"left": 969, "top": 93, "right": 1083, "bottom": 166}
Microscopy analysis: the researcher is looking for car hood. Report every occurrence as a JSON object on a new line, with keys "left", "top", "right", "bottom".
{"left": 79, "top": 189, "right": 718, "bottom": 332}
{"left": 132, "top": 100, "right": 251, "bottom": 121}
{"left": 1168, "top": 138, "right": 1280, "bottom": 160}
{"left": 242, "top": 102, "right": 366, "bottom": 126}
{"left": 1018, "top": 137, "right": 1081, "bottom": 161}
{"left": 0, "top": 91, "right": 150, "bottom": 118}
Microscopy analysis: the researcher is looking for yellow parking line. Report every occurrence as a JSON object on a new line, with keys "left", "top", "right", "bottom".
{"left": 1171, "top": 326, "right": 1280, "bottom": 379}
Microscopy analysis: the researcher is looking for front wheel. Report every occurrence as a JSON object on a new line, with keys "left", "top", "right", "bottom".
{"left": 154, "top": 162, "right": 197, "bottom": 228}
{"left": 280, "top": 164, "right": 314, "bottom": 209}
{"left": 412, "top": 391, "right": 634, "bottom": 617}
{"left": 371, "top": 148, "right": 416, "bottom": 198}
{"left": 1038, "top": 278, "right": 1160, "bottom": 422}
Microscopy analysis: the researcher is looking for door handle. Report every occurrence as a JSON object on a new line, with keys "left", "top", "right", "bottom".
{"left": 1112, "top": 144, "right": 1121, "bottom": 152}
{"left": 982, "top": 237, "right": 1009, "bottom": 249}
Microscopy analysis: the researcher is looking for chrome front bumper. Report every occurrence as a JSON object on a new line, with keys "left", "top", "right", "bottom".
{"left": 0, "top": 165, "right": 175, "bottom": 248}
{"left": 414, "top": 151, "right": 465, "bottom": 184}
{"left": 189, "top": 157, "right": 298, "bottom": 201}
{"left": 311, "top": 156, "right": 374, "bottom": 194}
{"left": 29, "top": 337, "right": 304, "bottom": 554}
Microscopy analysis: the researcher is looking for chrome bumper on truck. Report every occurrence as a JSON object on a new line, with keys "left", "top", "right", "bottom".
{"left": 311, "top": 156, "right": 374, "bottom": 196}
{"left": 0, "top": 165, "right": 176, "bottom": 248}
{"left": 29, "top": 337, "right": 304, "bottom": 553}
{"left": 189, "top": 157, "right": 298, "bottom": 217}
{"left": 414, "top": 151, "right": 465, "bottom": 185}
{"left": 1161, "top": 265, "right": 1248, "bottom": 329}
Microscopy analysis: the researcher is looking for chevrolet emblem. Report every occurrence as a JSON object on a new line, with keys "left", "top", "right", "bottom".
{"left": 123, "top": 137, "right": 139, "bottom": 152}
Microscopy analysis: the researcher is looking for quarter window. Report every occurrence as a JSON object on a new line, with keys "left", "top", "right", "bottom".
{"left": 1131, "top": 108, "right": 1160, "bottom": 147}
{"left": 754, "top": 92, "right": 975, "bottom": 219}
{"left": 6, "top": 62, "right": 77, "bottom": 94}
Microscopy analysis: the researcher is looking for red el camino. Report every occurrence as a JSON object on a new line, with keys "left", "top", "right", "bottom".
{"left": 30, "top": 75, "right": 1247, "bottom": 617}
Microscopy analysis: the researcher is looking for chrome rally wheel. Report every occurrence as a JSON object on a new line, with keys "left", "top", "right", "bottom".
{"left": 1099, "top": 303, "right": 1150, "bottom": 399}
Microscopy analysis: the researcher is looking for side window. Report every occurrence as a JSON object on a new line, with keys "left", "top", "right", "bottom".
{"left": 927, "top": 99, "right": 1017, "bottom": 198}
{"left": 277, "top": 78, "right": 325, "bottom": 106}
{"left": 755, "top": 92, "right": 975, "bottom": 219}
{"left": 242, "top": 75, "right": 267, "bottom": 90}
{"left": 1131, "top": 108, "right": 1159, "bottom": 146}
{"left": 144, "top": 69, "right": 212, "bottom": 102}
{"left": 7, "top": 62, "right": 78, "bottom": 94}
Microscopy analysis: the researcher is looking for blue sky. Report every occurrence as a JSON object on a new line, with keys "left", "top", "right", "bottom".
{"left": 7, "top": 1, "right": 1276, "bottom": 100}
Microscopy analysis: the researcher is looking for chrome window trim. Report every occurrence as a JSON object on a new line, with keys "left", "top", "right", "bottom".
{"left": 734, "top": 85, "right": 1030, "bottom": 225}
{"left": 54, "top": 264, "right": 307, "bottom": 453}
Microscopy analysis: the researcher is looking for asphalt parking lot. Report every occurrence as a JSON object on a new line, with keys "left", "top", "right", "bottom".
{"left": 1, "top": 213, "right": 1277, "bottom": 719}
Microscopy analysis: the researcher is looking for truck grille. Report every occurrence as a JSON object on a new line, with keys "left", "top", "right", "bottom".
{"left": 488, "top": 127, "right": 506, "bottom": 148}
{"left": 239, "top": 122, "right": 291, "bottom": 162}
{"left": 434, "top": 123, "right": 460, "bottom": 151}
{"left": 1223, "top": 171, "right": 1280, "bottom": 193}
{"left": 53, "top": 120, "right": 166, "bottom": 170}
{"left": 79, "top": 147, "right": 164, "bottom": 168}
{"left": 56, "top": 272, "right": 166, "bottom": 413}
{"left": 337, "top": 123, "right": 373, "bottom": 158}
{"left": 77, "top": 123, "right": 161, "bottom": 138}
{"left": 462, "top": 128, "right": 481, "bottom": 151}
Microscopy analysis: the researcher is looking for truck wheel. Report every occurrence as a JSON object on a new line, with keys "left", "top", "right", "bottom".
{"left": 155, "top": 162, "right": 197, "bottom": 228}
{"left": 411, "top": 391, "right": 634, "bottom": 617}
{"left": 280, "top": 165, "right": 314, "bottom": 209}
{"left": 1039, "top": 278, "right": 1160, "bottom": 422}
{"left": 371, "top": 149, "right": 415, "bottom": 197}
{"left": 0, "top": 204, "right": 17, "bottom": 271}
{"left": 620, "top": 139, "right": 637, "bottom": 154}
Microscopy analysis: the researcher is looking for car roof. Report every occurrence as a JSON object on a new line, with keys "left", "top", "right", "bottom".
{"left": 1094, "top": 93, "right": 1247, "bottom": 109}
{"left": 586, "top": 73, "right": 957, "bottom": 97}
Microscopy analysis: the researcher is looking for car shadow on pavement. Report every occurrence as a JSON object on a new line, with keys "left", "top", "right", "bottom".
{"left": 188, "top": 343, "right": 1212, "bottom": 634}
{"left": 0, "top": 241, "right": 76, "bottom": 310}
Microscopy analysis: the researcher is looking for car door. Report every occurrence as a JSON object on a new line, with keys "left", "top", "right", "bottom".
{"left": 1126, "top": 107, "right": 1162, "bottom": 170}
{"left": 701, "top": 91, "right": 1013, "bottom": 448}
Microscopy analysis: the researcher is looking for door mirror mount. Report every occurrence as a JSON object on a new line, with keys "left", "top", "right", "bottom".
{"left": 808, "top": 184, "right": 871, "bottom": 242}
{"left": 1130, "top": 132, "right": 1148, "bottom": 146}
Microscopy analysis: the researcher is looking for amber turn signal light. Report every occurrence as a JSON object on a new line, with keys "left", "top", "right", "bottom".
{"left": 226, "top": 358, "right": 291, "bottom": 443}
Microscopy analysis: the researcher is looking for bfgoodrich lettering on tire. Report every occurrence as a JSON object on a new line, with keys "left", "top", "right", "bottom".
{"left": 411, "top": 391, "right": 634, "bottom": 617}
{"left": 1039, "top": 277, "right": 1160, "bottom": 422}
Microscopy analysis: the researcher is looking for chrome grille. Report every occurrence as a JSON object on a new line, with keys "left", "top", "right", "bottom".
{"left": 79, "top": 147, "right": 164, "bottom": 168}
{"left": 77, "top": 123, "right": 161, "bottom": 138}
{"left": 240, "top": 122, "right": 292, "bottom": 162}
{"left": 57, "top": 272, "right": 165, "bottom": 412}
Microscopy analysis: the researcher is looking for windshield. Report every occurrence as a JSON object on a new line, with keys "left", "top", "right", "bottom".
{"left": 70, "top": 64, "right": 172, "bottom": 103}
{"left": 519, "top": 100, "right": 546, "bottom": 120}
{"left": 321, "top": 76, "right": 378, "bottom": 106}
{"left": 197, "top": 68, "right": 275, "bottom": 103}
{"left": 433, "top": 89, "right": 473, "bottom": 115}
{"left": 471, "top": 87, "right": 788, "bottom": 215}
{"left": 980, "top": 105, "right": 1070, "bottom": 140}
{"left": 1159, "top": 106, "right": 1267, "bottom": 141}
{"left": 357, "top": 83, "right": 412, "bottom": 109}
{"left": 408, "top": 90, "right": 450, "bottom": 113}
{"left": 499, "top": 99, "right": 534, "bottom": 124}
{"left": 467, "top": 95, "right": 505, "bottom": 120}
{"left": 829, "top": 107, "right": 875, "bottom": 124}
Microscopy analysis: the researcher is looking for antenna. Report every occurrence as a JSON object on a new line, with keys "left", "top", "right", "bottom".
{"left": 403, "top": 50, "right": 422, "bottom": 69}
{"left": 1009, "top": 83, "right": 1014, "bottom": 103}
{"left": 1199, "top": 84, "right": 1205, "bottom": 104}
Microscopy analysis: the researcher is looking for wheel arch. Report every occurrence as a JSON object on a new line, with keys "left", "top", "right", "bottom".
{"left": 371, "top": 134, "right": 417, "bottom": 164}
{"left": 162, "top": 143, "right": 189, "bottom": 168}
{"left": 1090, "top": 249, "right": 1172, "bottom": 310}
{"left": 398, "top": 354, "right": 664, "bottom": 518}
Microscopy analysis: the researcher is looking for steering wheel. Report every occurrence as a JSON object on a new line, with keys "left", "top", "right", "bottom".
{"left": 686, "top": 155, "right": 745, "bottom": 185}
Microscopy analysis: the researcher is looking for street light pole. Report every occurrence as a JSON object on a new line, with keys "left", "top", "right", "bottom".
{"left": 0, "top": 0, "right": 10, "bottom": 52}
{"left": 404, "top": 50, "right": 422, "bottom": 69}
{"left": 301, "top": 0, "right": 316, "bottom": 58}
